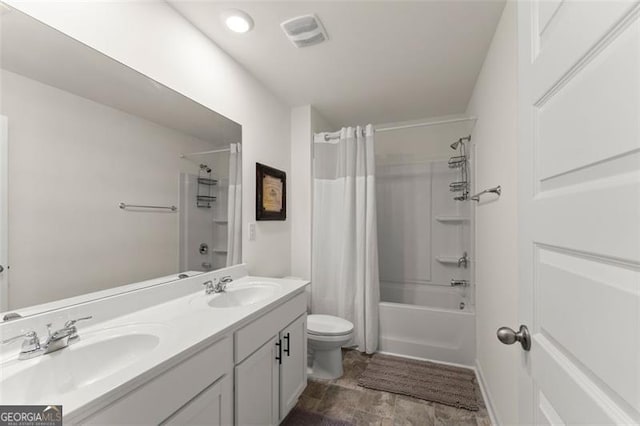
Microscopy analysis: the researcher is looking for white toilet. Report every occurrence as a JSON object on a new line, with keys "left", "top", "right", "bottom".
{"left": 307, "top": 314, "right": 354, "bottom": 380}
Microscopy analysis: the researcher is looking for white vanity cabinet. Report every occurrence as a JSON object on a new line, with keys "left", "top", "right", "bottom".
{"left": 70, "top": 290, "right": 308, "bottom": 426}
{"left": 79, "top": 336, "right": 233, "bottom": 425}
{"left": 234, "top": 292, "right": 307, "bottom": 425}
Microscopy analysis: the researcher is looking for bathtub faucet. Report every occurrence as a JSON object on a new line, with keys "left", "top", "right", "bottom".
{"left": 450, "top": 279, "right": 469, "bottom": 287}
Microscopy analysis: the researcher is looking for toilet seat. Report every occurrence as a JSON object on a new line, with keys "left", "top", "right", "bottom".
{"left": 307, "top": 314, "right": 354, "bottom": 336}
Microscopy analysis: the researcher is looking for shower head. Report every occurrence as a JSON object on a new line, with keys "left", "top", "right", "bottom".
{"left": 451, "top": 135, "right": 472, "bottom": 150}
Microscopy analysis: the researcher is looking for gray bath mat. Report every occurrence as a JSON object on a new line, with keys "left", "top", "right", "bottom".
{"left": 357, "top": 353, "right": 480, "bottom": 411}
{"left": 281, "top": 408, "right": 354, "bottom": 426}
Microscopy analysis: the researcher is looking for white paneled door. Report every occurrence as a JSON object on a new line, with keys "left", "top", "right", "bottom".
{"left": 517, "top": 1, "right": 640, "bottom": 424}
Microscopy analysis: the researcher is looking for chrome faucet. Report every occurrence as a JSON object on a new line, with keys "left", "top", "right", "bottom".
{"left": 202, "top": 276, "right": 233, "bottom": 294}
{"left": 203, "top": 280, "right": 216, "bottom": 295}
{"left": 450, "top": 279, "right": 469, "bottom": 287}
{"left": 1, "top": 316, "right": 92, "bottom": 360}
{"left": 457, "top": 252, "right": 469, "bottom": 268}
{"left": 217, "top": 275, "right": 233, "bottom": 292}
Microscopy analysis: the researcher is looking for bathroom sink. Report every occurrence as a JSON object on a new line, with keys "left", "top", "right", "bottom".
{"left": 0, "top": 323, "right": 167, "bottom": 404}
{"left": 192, "top": 282, "right": 280, "bottom": 309}
{"left": 208, "top": 284, "right": 278, "bottom": 308}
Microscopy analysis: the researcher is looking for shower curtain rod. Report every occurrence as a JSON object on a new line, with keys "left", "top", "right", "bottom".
{"left": 179, "top": 147, "right": 231, "bottom": 158}
{"left": 318, "top": 116, "right": 477, "bottom": 140}
{"left": 375, "top": 116, "right": 477, "bottom": 133}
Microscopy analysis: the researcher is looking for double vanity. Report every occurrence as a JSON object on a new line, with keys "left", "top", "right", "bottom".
{"left": 0, "top": 265, "right": 309, "bottom": 425}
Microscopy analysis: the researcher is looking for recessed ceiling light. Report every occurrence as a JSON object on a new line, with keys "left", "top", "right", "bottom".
{"left": 221, "top": 9, "right": 254, "bottom": 34}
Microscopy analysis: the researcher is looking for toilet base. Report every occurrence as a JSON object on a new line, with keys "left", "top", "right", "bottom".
{"left": 308, "top": 347, "right": 344, "bottom": 380}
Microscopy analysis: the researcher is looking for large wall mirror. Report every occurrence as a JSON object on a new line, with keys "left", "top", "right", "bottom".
{"left": 0, "top": 9, "right": 243, "bottom": 315}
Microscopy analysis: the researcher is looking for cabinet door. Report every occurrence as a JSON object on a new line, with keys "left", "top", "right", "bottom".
{"left": 235, "top": 336, "right": 280, "bottom": 426}
{"left": 163, "top": 374, "right": 233, "bottom": 425}
{"left": 279, "top": 314, "right": 307, "bottom": 421}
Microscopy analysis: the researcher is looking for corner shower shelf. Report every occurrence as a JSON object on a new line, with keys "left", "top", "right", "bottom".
{"left": 197, "top": 177, "right": 218, "bottom": 186}
{"left": 197, "top": 195, "right": 217, "bottom": 203}
{"left": 436, "top": 256, "right": 460, "bottom": 265}
{"left": 435, "top": 216, "right": 469, "bottom": 223}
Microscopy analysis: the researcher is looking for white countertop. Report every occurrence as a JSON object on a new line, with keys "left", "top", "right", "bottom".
{"left": 0, "top": 275, "right": 309, "bottom": 421}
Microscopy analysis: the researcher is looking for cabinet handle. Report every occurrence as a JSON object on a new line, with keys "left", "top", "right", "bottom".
{"left": 275, "top": 339, "right": 282, "bottom": 364}
{"left": 283, "top": 332, "right": 290, "bottom": 357}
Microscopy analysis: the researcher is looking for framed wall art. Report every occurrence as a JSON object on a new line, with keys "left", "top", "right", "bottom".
{"left": 256, "top": 163, "right": 286, "bottom": 221}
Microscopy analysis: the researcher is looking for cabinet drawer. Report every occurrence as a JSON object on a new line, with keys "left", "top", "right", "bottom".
{"left": 80, "top": 336, "right": 232, "bottom": 425}
{"left": 235, "top": 292, "right": 306, "bottom": 363}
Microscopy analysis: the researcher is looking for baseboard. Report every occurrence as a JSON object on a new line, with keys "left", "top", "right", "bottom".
{"left": 475, "top": 360, "right": 499, "bottom": 426}
{"left": 376, "top": 350, "right": 474, "bottom": 370}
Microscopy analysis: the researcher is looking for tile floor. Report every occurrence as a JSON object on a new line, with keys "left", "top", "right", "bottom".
{"left": 294, "top": 350, "right": 491, "bottom": 426}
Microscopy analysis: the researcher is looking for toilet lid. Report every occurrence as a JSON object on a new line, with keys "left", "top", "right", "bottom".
{"left": 307, "top": 314, "right": 354, "bottom": 336}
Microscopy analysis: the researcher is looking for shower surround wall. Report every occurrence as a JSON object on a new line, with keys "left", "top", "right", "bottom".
{"left": 376, "top": 160, "right": 474, "bottom": 365}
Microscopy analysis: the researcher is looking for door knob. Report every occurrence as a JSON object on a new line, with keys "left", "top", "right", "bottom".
{"left": 497, "top": 324, "right": 531, "bottom": 351}
{"left": 0, "top": 265, "right": 3, "bottom": 273}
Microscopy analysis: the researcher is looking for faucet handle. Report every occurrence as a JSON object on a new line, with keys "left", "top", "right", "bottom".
{"left": 64, "top": 316, "right": 93, "bottom": 328}
{"left": 202, "top": 280, "right": 215, "bottom": 294}
{"left": 2, "top": 330, "right": 41, "bottom": 356}
{"left": 64, "top": 316, "right": 93, "bottom": 341}
{"left": 220, "top": 275, "right": 233, "bottom": 284}
{"left": 2, "top": 330, "right": 38, "bottom": 345}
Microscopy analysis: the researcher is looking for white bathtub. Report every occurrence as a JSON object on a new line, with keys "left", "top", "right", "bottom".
{"left": 379, "top": 282, "right": 476, "bottom": 366}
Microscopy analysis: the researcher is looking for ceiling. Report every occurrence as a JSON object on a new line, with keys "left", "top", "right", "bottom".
{"left": 169, "top": 1, "right": 506, "bottom": 127}
{"left": 1, "top": 7, "right": 241, "bottom": 146}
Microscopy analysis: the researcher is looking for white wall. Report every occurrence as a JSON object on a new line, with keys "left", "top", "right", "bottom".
{"left": 465, "top": 2, "right": 517, "bottom": 424}
{"left": 290, "top": 106, "right": 312, "bottom": 281}
{"left": 2, "top": 70, "right": 215, "bottom": 308}
{"left": 6, "top": 1, "right": 292, "bottom": 278}
{"left": 290, "top": 105, "right": 332, "bottom": 281}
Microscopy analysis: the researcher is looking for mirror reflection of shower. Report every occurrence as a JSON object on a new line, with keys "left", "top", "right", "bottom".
{"left": 179, "top": 149, "right": 231, "bottom": 272}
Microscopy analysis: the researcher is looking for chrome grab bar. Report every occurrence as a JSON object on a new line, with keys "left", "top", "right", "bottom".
{"left": 119, "top": 202, "right": 177, "bottom": 212}
{"left": 470, "top": 185, "right": 501, "bottom": 202}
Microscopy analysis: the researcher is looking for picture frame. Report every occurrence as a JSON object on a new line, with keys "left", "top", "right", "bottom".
{"left": 256, "top": 163, "right": 286, "bottom": 221}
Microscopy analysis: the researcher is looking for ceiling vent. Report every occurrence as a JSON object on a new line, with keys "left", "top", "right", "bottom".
{"left": 280, "top": 14, "right": 328, "bottom": 48}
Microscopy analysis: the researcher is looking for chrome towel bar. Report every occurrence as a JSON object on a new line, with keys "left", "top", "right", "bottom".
{"left": 119, "top": 202, "right": 177, "bottom": 212}
{"left": 471, "top": 185, "right": 501, "bottom": 202}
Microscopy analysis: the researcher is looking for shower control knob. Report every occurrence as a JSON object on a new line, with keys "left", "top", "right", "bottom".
{"left": 497, "top": 324, "right": 531, "bottom": 351}
{"left": 0, "top": 265, "right": 3, "bottom": 273}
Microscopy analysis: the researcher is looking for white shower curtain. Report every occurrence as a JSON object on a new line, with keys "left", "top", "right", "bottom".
{"left": 312, "top": 125, "right": 380, "bottom": 354}
{"left": 226, "top": 143, "right": 242, "bottom": 266}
